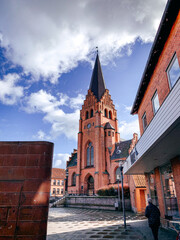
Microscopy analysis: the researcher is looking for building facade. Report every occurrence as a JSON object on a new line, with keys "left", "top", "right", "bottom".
{"left": 124, "top": 0, "right": 180, "bottom": 220}
{"left": 66, "top": 54, "right": 138, "bottom": 196}
{"left": 51, "top": 168, "right": 65, "bottom": 197}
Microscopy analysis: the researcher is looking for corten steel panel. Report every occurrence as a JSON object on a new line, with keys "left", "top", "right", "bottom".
{"left": 0, "top": 141, "right": 53, "bottom": 240}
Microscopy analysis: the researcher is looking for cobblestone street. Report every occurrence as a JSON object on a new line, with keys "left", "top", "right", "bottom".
{"left": 47, "top": 208, "right": 177, "bottom": 240}
{"left": 47, "top": 208, "right": 176, "bottom": 240}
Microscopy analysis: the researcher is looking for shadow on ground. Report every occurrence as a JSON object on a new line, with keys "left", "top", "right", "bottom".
{"left": 47, "top": 223, "right": 144, "bottom": 240}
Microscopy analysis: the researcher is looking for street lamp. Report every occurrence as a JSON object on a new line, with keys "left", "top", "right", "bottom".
{"left": 116, "top": 172, "right": 121, "bottom": 211}
{"left": 120, "top": 163, "right": 126, "bottom": 229}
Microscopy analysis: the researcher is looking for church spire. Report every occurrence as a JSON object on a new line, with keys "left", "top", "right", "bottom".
{"left": 89, "top": 53, "right": 106, "bottom": 101}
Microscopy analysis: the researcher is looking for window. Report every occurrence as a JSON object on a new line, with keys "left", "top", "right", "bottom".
{"left": 53, "top": 180, "right": 56, "bottom": 185}
{"left": 52, "top": 188, "right": 56, "bottom": 194}
{"left": 57, "top": 180, "right": 60, "bottom": 185}
{"left": 148, "top": 172, "right": 158, "bottom": 206}
{"left": 152, "top": 91, "right": 160, "bottom": 115}
{"left": 112, "top": 132, "right": 114, "bottom": 137}
{"left": 90, "top": 109, "right": 93, "bottom": 118}
{"left": 61, "top": 189, "right": 63, "bottom": 194}
{"left": 160, "top": 164, "right": 179, "bottom": 217}
{"left": 142, "top": 112, "right": 147, "bottom": 131}
{"left": 109, "top": 111, "right": 112, "bottom": 119}
{"left": 167, "top": 53, "right": 180, "bottom": 89}
{"left": 86, "top": 111, "right": 89, "bottom": 119}
{"left": 72, "top": 173, "right": 76, "bottom": 186}
{"left": 108, "top": 131, "right": 111, "bottom": 136}
{"left": 86, "top": 142, "right": 94, "bottom": 167}
{"left": 61, "top": 180, "right": 64, "bottom": 186}
{"left": 57, "top": 188, "right": 60, "bottom": 194}
{"left": 104, "top": 109, "right": 107, "bottom": 117}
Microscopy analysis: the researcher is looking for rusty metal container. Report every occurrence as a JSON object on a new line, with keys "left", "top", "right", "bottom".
{"left": 0, "top": 141, "right": 53, "bottom": 239}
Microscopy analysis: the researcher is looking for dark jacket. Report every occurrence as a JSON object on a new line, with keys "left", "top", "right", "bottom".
{"left": 145, "top": 203, "right": 160, "bottom": 227}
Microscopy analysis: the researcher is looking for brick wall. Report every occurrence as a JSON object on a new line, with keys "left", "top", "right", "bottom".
{"left": 138, "top": 11, "right": 180, "bottom": 135}
{"left": 0, "top": 141, "right": 53, "bottom": 239}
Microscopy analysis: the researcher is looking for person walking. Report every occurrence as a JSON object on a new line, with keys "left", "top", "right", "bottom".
{"left": 145, "top": 198, "right": 160, "bottom": 240}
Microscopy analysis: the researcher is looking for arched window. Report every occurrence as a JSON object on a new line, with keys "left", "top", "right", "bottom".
{"left": 87, "top": 142, "right": 94, "bottom": 167}
{"left": 72, "top": 173, "right": 76, "bottom": 186}
{"left": 115, "top": 168, "right": 121, "bottom": 182}
{"left": 86, "top": 111, "right": 89, "bottom": 119}
{"left": 104, "top": 109, "right": 107, "bottom": 117}
{"left": 109, "top": 111, "right": 112, "bottom": 119}
{"left": 90, "top": 109, "right": 93, "bottom": 118}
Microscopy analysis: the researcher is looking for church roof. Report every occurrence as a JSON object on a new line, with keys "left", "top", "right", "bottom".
{"left": 111, "top": 140, "right": 132, "bottom": 160}
{"left": 89, "top": 54, "right": 106, "bottom": 101}
{"left": 67, "top": 152, "right": 77, "bottom": 167}
{"left": 104, "top": 122, "right": 115, "bottom": 130}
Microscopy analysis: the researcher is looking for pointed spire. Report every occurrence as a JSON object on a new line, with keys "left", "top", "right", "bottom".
{"left": 89, "top": 54, "right": 106, "bottom": 101}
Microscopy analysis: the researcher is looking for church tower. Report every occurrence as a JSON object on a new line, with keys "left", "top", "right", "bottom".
{"left": 66, "top": 54, "right": 138, "bottom": 195}
{"left": 75, "top": 54, "right": 120, "bottom": 194}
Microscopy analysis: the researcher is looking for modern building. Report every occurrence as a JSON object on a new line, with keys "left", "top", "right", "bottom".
{"left": 124, "top": 0, "right": 180, "bottom": 220}
{"left": 51, "top": 168, "right": 65, "bottom": 197}
{"left": 66, "top": 53, "right": 138, "bottom": 196}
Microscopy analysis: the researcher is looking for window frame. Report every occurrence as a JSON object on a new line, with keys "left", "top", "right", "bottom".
{"left": 86, "top": 142, "right": 94, "bottom": 167}
{"left": 142, "top": 112, "right": 147, "bottom": 131}
{"left": 90, "top": 109, "right": 93, "bottom": 118}
{"left": 104, "top": 109, "right": 107, "bottom": 117}
{"left": 166, "top": 53, "right": 180, "bottom": 90}
{"left": 52, "top": 188, "right": 56, "bottom": 194}
{"left": 72, "top": 173, "right": 76, "bottom": 186}
{"left": 151, "top": 90, "right": 160, "bottom": 115}
{"left": 86, "top": 111, "right": 89, "bottom": 119}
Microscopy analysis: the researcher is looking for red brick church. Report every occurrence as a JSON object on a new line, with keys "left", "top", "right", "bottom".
{"left": 66, "top": 54, "right": 139, "bottom": 196}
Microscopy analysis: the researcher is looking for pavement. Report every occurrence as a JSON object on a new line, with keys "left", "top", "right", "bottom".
{"left": 47, "top": 207, "right": 177, "bottom": 240}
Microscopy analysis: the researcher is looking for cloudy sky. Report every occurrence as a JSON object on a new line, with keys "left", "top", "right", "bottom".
{"left": 0, "top": 0, "right": 167, "bottom": 169}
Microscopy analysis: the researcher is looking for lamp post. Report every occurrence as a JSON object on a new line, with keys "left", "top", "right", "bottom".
{"left": 65, "top": 168, "right": 69, "bottom": 194}
{"left": 117, "top": 174, "right": 121, "bottom": 210}
{"left": 120, "top": 163, "right": 126, "bottom": 229}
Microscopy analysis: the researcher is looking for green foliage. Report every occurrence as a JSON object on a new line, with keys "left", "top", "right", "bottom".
{"left": 97, "top": 187, "right": 130, "bottom": 198}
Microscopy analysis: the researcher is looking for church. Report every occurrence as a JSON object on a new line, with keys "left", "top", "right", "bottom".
{"left": 66, "top": 54, "right": 143, "bottom": 204}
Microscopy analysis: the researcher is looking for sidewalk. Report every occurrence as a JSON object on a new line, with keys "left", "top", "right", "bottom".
{"left": 47, "top": 208, "right": 176, "bottom": 240}
{"left": 130, "top": 219, "right": 177, "bottom": 240}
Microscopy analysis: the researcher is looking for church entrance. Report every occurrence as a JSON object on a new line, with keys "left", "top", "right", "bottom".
{"left": 87, "top": 176, "right": 94, "bottom": 196}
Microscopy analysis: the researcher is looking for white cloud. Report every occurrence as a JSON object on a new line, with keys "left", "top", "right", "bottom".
{"left": 54, "top": 153, "right": 70, "bottom": 168}
{"left": 0, "top": 0, "right": 167, "bottom": 83}
{"left": 24, "top": 90, "right": 84, "bottom": 140}
{"left": 0, "top": 73, "right": 24, "bottom": 105}
{"left": 69, "top": 94, "right": 84, "bottom": 109}
{"left": 33, "top": 130, "right": 51, "bottom": 141}
{"left": 119, "top": 118, "right": 140, "bottom": 140}
{"left": 124, "top": 105, "right": 132, "bottom": 112}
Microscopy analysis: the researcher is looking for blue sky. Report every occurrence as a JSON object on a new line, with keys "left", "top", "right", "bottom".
{"left": 0, "top": 0, "right": 167, "bottom": 169}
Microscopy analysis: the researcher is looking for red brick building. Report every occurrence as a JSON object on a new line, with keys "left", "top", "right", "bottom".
{"left": 124, "top": 0, "right": 180, "bottom": 221}
{"left": 51, "top": 168, "right": 65, "bottom": 197}
{"left": 66, "top": 54, "right": 138, "bottom": 196}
